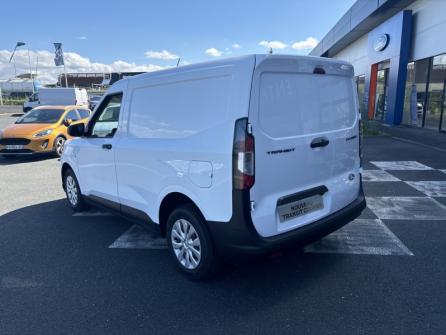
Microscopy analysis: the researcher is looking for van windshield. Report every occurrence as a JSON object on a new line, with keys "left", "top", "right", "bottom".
{"left": 16, "top": 109, "right": 64, "bottom": 124}
{"left": 259, "top": 73, "right": 357, "bottom": 138}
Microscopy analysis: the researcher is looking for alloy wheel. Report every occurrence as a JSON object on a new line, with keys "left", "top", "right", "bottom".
{"left": 66, "top": 175, "right": 78, "bottom": 206}
{"left": 171, "top": 219, "right": 201, "bottom": 270}
{"left": 56, "top": 138, "right": 65, "bottom": 156}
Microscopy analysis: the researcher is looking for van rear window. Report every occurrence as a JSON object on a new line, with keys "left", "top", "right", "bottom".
{"left": 258, "top": 72, "right": 357, "bottom": 138}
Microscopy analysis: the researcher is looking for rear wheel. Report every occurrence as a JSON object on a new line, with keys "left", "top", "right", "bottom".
{"left": 64, "top": 169, "right": 87, "bottom": 212}
{"left": 166, "top": 204, "right": 220, "bottom": 280}
{"left": 54, "top": 136, "right": 66, "bottom": 157}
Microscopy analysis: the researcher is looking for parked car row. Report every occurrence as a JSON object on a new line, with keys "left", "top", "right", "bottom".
{"left": 0, "top": 88, "right": 107, "bottom": 158}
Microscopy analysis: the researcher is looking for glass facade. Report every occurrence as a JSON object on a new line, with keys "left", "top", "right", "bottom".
{"left": 375, "top": 68, "right": 389, "bottom": 122}
{"left": 426, "top": 55, "right": 446, "bottom": 130}
{"left": 403, "top": 54, "right": 446, "bottom": 132}
{"left": 356, "top": 75, "right": 366, "bottom": 119}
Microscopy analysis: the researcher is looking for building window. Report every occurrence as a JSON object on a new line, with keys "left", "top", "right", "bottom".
{"left": 356, "top": 75, "right": 366, "bottom": 119}
{"left": 403, "top": 58, "right": 430, "bottom": 127}
{"left": 425, "top": 54, "right": 446, "bottom": 131}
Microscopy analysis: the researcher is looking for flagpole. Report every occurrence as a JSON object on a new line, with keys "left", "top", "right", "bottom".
{"left": 13, "top": 58, "right": 17, "bottom": 77}
{"left": 35, "top": 56, "right": 39, "bottom": 79}
{"left": 63, "top": 62, "right": 68, "bottom": 87}
{"left": 27, "top": 47, "right": 34, "bottom": 94}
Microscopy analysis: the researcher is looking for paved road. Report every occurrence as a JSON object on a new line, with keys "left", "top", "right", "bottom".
{"left": 0, "top": 105, "right": 22, "bottom": 115}
{"left": 0, "top": 130, "right": 445, "bottom": 334}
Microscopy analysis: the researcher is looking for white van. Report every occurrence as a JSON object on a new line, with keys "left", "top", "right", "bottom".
{"left": 61, "top": 55, "right": 366, "bottom": 279}
{"left": 23, "top": 88, "right": 89, "bottom": 113}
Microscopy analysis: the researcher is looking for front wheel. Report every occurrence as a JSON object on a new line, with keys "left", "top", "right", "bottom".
{"left": 64, "top": 169, "right": 87, "bottom": 212}
{"left": 54, "top": 136, "right": 66, "bottom": 157}
{"left": 166, "top": 204, "right": 220, "bottom": 280}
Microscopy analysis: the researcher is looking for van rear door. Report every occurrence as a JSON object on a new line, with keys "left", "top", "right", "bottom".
{"left": 248, "top": 56, "right": 360, "bottom": 238}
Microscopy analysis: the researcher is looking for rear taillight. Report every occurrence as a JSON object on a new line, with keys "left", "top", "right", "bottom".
{"left": 233, "top": 118, "right": 255, "bottom": 190}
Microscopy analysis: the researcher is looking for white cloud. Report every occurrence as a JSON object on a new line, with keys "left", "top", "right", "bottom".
{"left": 77, "top": 36, "right": 87, "bottom": 40}
{"left": 259, "top": 40, "right": 287, "bottom": 50}
{"left": 144, "top": 50, "right": 179, "bottom": 60}
{"left": 232, "top": 43, "right": 241, "bottom": 49}
{"left": 0, "top": 49, "right": 166, "bottom": 84}
{"left": 205, "top": 48, "right": 223, "bottom": 57}
{"left": 291, "top": 37, "right": 318, "bottom": 50}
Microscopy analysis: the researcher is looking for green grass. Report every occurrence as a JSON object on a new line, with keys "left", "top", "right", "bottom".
{"left": 362, "top": 120, "right": 385, "bottom": 136}
{"left": 1, "top": 97, "right": 26, "bottom": 105}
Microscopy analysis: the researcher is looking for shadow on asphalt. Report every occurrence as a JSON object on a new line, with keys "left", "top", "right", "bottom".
{"left": 0, "top": 154, "right": 58, "bottom": 166}
{"left": 0, "top": 197, "right": 341, "bottom": 292}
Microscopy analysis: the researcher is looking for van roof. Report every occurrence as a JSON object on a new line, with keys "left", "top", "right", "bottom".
{"left": 118, "top": 54, "right": 354, "bottom": 84}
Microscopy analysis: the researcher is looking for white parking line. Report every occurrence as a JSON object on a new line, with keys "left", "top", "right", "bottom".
{"left": 405, "top": 181, "right": 446, "bottom": 197}
{"left": 1, "top": 276, "right": 42, "bottom": 289}
{"left": 109, "top": 224, "right": 167, "bottom": 249}
{"left": 362, "top": 170, "right": 400, "bottom": 182}
{"left": 305, "top": 219, "right": 413, "bottom": 256}
{"left": 370, "top": 161, "right": 433, "bottom": 171}
{"left": 366, "top": 196, "right": 446, "bottom": 220}
{"left": 72, "top": 211, "right": 114, "bottom": 217}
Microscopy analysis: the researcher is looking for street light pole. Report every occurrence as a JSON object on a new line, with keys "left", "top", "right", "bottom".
{"left": 26, "top": 47, "right": 35, "bottom": 94}
{"left": 64, "top": 62, "right": 68, "bottom": 87}
{"left": 12, "top": 58, "right": 17, "bottom": 76}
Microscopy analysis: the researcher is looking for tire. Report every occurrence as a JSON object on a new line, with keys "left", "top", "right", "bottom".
{"left": 166, "top": 204, "right": 220, "bottom": 280}
{"left": 63, "top": 169, "right": 87, "bottom": 212}
{"left": 54, "top": 136, "right": 66, "bottom": 157}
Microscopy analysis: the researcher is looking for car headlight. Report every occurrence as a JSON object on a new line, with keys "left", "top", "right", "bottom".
{"left": 33, "top": 129, "right": 53, "bottom": 138}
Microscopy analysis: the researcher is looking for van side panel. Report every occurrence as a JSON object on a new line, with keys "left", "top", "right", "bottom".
{"left": 114, "top": 57, "right": 256, "bottom": 223}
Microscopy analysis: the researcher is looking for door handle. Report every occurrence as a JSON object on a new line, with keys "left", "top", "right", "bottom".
{"left": 102, "top": 144, "right": 112, "bottom": 150}
{"left": 310, "top": 137, "right": 330, "bottom": 149}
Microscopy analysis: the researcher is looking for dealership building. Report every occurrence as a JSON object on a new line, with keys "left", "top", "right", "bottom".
{"left": 311, "top": 0, "right": 446, "bottom": 133}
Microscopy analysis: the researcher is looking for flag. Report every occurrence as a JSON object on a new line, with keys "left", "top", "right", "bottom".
{"left": 54, "top": 43, "right": 64, "bottom": 66}
{"left": 9, "top": 42, "right": 26, "bottom": 63}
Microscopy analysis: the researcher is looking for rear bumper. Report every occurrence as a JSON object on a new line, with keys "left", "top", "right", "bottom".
{"left": 207, "top": 186, "right": 366, "bottom": 259}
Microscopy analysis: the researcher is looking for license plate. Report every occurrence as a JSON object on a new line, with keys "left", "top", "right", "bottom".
{"left": 5, "top": 145, "right": 23, "bottom": 150}
{"left": 278, "top": 194, "right": 323, "bottom": 223}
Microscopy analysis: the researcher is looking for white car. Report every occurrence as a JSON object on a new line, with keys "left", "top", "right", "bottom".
{"left": 61, "top": 55, "right": 366, "bottom": 279}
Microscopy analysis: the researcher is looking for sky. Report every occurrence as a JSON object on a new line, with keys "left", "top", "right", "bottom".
{"left": 0, "top": 0, "right": 356, "bottom": 84}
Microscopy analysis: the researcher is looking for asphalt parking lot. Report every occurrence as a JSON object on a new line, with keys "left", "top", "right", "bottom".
{"left": 1, "top": 112, "right": 445, "bottom": 334}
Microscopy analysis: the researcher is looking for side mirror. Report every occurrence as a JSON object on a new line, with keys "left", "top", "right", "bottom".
{"left": 63, "top": 118, "right": 74, "bottom": 127}
{"left": 68, "top": 123, "right": 85, "bottom": 137}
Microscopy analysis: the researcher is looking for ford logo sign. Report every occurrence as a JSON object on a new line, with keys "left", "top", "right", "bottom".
{"left": 374, "top": 34, "right": 389, "bottom": 52}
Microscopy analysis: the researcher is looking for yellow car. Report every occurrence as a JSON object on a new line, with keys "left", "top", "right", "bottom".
{"left": 0, "top": 105, "right": 91, "bottom": 157}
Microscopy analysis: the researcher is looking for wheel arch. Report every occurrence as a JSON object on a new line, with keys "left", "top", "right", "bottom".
{"left": 158, "top": 192, "right": 205, "bottom": 237}
{"left": 54, "top": 134, "right": 67, "bottom": 142}
{"left": 61, "top": 162, "right": 73, "bottom": 190}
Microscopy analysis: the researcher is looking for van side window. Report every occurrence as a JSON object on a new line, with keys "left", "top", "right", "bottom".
{"left": 89, "top": 93, "right": 122, "bottom": 138}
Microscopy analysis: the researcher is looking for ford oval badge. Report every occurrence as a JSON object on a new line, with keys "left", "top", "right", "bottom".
{"left": 374, "top": 34, "right": 389, "bottom": 52}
